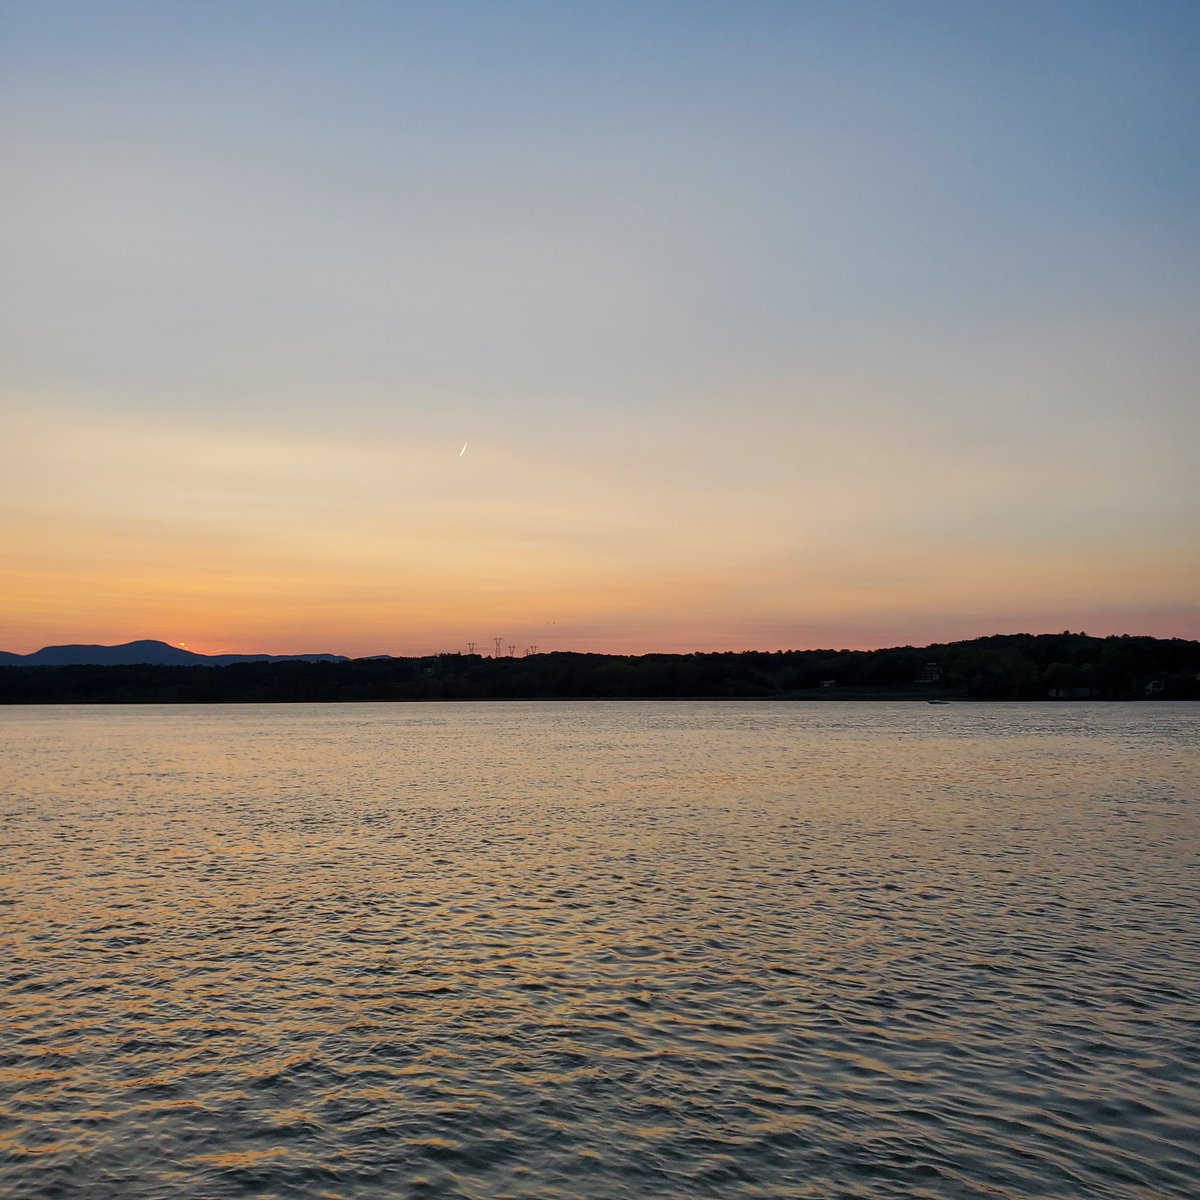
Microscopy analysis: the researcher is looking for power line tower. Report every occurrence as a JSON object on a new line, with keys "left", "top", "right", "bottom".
{"left": 466, "top": 641, "right": 475, "bottom": 654}
{"left": 493, "top": 637, "right": 503, "bottom": 658}
{"left": 507, "top": 644, "right": 516, "bottom": 657}
{"left": 528, "top": 645, "right": 538, "bottom": 656}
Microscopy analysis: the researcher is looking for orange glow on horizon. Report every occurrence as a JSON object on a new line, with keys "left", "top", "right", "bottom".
{"left": 2, "top": 399, "right": 1196, "bottom": 658}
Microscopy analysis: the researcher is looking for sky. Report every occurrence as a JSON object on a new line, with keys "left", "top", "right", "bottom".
{"left": 2, "top": 1, "right": 1198, "bottom": 656}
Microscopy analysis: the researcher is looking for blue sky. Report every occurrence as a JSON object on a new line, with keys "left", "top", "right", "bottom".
{"left": 2, "top": 1, "right": 1197, "bottom": 653}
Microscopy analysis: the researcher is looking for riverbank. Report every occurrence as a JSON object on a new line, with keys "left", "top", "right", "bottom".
{"left": 2, "top": 632, "right": 1197, "bottom": 703}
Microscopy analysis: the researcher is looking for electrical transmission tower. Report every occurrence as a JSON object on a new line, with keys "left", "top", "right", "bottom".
{"left": 493, "top": 637, "right": 503, "bottom": 658}
{"left": 466, "top": 641, "right": 475, "bottom": 654}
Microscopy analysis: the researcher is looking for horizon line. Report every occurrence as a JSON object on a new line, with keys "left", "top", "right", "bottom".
{"left": 4, "top": 627, "right": 1199, "bottom": 663}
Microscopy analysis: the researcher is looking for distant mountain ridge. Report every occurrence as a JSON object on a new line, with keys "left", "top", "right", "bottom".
{"left": 3, "top": 632, "right": 1199, "bottom": 704}
{"left": 0, "top": 639, "right": 349, "bottom": 667}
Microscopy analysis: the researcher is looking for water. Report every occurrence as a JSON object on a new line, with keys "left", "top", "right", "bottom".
{"left": 1, "top": 701, "right": 1197, "bottom": 1199}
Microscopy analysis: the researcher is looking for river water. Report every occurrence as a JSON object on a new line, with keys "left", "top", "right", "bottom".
{"left": 1, "top": 701, "right": 1197, "bottom": 1198}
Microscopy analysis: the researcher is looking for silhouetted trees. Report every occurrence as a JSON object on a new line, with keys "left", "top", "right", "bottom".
{"left": 1, "top": 633, "right": 1198, "bottom": 703}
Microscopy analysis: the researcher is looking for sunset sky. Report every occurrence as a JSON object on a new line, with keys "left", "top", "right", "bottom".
{"left": 3, "top": 1, "right": 1197, "bottom": 656}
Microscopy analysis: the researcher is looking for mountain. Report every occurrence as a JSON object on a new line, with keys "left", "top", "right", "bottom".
{"left": 3, "top": 633, "right": 1198, "bottom": 703}
{"left": 0, "top": 640, "right": 348, "bottom": 667}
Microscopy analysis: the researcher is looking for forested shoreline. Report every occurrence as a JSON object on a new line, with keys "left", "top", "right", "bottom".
{"left": 2, "top": 632, "right": 1198, "bottom": 703}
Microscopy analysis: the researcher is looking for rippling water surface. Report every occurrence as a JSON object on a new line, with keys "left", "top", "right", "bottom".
{"left": 2, "top": 701, "right": 1198, "bottom": 1198}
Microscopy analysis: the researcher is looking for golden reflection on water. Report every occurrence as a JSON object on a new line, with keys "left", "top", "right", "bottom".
{"left": 1, "top": 701, "right": 1198, "bottom": 1199}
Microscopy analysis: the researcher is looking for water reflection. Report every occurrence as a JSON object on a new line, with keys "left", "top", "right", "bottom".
{"left": 1, "top": 702, "right": 1198, "bottom": 1198}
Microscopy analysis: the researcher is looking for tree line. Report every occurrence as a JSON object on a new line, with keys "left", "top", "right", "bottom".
{"left": 1, "top": 632, "right": 1197, "bottom": 703}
